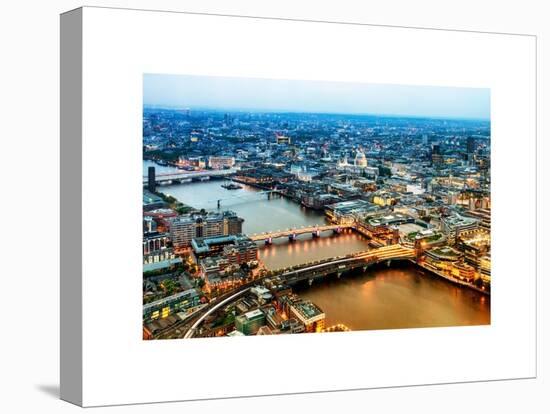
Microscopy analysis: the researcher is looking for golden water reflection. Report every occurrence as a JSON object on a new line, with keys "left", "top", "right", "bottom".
{"left": 261, "top": 234, "right": 490, "bottom": 331}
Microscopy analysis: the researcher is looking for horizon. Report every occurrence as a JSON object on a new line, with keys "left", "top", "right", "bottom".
{"left": 143, "top": 104, "right": 491, "bottom": 122}
{"left": 143, "top": 74, "right": 491, "bottom": 121}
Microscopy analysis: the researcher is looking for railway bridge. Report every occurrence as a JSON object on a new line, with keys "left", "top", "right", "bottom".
{"left": 182, "top": 244, "right": 415, "bottom": 338}
{"left": 143, "top": 168, "right": 237, "bottom": 185}
{"left": 275, "top": 244, "right": 416, "bottom": 285}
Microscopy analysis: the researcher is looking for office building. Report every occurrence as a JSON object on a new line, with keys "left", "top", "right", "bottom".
{"left": 143, "top": 232, "right": 181, "bottom": 271}
{"left": 143, "top": 288, "right": 202, "bottom": 322}
{"left": 457, "top": 229, "right": 491, "bottom": 269}
{"left": 466, "top": 137, "right": 476, "bottom": 154}
{"left": 325, "top": 199, "right": 378, "bottom": 224}
{"left": 170, "top": 211, "right": 243, "bottom": 248}
{"left": 223, "top": 238, "right": 259, "bottom": 266}
{"left": 208, "top": 156, "right": 235, "bottom": 169}
{"left": 441, "top": 214, "right": 480, "bottom": 243}
{"left": 143, "top": 249, "right": 181, "bottom": 272}
{"left": 143, "top": 208, "right": 178, "bottom": 233}
{"left": 289, "top": 300, "right": 325, "bottom": 333}
{"left": 192, "top": 234, "right": 258, "bottom": 262}
{"left": 143, "top": 232, "right": 170, "bottom": 255}
{"left": 431, "top": 144, "right": 443, "bottom": 166}
{"left": 235, "top": 309, "right": 266, "bottom": 335}
{"left": 480, "top": 255, "right": 491, "bottom": 285}
{"left": 200, "top": 256, "right": 230, "bottom": 282}
{"left": 224, "top": 211, "right": 244, "bottom": 235}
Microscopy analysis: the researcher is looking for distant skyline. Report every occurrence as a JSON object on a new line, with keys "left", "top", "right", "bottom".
{"left": 143, "top": 74, "right": 490, "bottom": 120}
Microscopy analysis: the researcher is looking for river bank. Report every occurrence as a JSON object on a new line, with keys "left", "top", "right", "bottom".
{"left": 414, "top": 260, "right": 490, "bottom": 296}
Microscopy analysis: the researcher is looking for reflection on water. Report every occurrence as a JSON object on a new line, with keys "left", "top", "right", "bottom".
{"left": 144, "top": 161, "right": 490, "bottom": 331}
{"left": 295, "top": 263, "right": 490, "bottom": 331}
{"left": 260, "top": 230, "right": 370, "bottom": 269}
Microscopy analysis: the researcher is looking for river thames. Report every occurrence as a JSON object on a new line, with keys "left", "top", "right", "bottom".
{"left": 145, "top": 161, "right": 490, "bottom": 330}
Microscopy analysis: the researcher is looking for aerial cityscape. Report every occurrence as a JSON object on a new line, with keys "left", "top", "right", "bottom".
{"left": 142, "top": 74, "right": 491, "bottom": 340}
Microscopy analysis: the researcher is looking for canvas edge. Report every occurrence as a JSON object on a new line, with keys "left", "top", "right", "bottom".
{"left": 60, "top": 7, "right": 83, "bottom": 407}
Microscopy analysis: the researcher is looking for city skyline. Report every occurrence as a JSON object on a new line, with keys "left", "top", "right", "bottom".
{"left": 142, "top": 73, "right": 491, "bottom": 340}
{"left": 143, "top": 74, "right": 491, "bottom": 120}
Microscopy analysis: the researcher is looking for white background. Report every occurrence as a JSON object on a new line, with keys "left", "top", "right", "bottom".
{"left": 0, "top": 0, "right": 548, "bottom": 413}
{"left": 81, "top": 6, "right": 536, "bottom": 407}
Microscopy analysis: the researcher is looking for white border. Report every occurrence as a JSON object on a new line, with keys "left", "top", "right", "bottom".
{"left": 78, "top": 7, "right": 536, "bottom": 407}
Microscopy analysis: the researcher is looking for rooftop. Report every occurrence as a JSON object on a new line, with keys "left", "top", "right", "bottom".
{"left": 143, "top": 191, "right": 163, "bottom": 205}
{"left": 427, "top": 246, "right": 461, "bottom": 260}
{"left": 367, "top": 213, "right": 415, "bottom": 227}
{"left": 243, "top": 308, "right": 264, "bottom": 320}
{"left": 192, "top": 234, "right": 253, "bottom": 254}
{"left": 327, "top": 199, "right": 377, "bottom": 214}
{"left": 442, "top": 214, "right": 479, "bottom": 227}
{"left": 143, "top": 288, "right": 200, "bottom": 312}
{"left": 291, "top": 300, "right": 324, "bottom": 321}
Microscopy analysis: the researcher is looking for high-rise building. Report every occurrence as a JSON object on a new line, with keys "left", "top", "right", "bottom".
{"left": 466, "top": 137, "right": 476, "bottom": 154}
{"left": 422, "top": 134, "right": 429, "bottom": 145}
{"left": 431, "top": 144, "right": 443, "bottom": 166}
{"left": 466, "top": 137, "right": 476, "bottom": 165}
{"left": 147, "top": 166, "right": 156, "bottom": 193}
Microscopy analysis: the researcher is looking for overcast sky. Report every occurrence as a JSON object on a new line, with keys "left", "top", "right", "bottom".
{"left": 143, "top": 73, "right": 490, "bottom": 120}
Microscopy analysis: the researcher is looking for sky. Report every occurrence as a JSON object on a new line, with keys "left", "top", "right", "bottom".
{"left": 143, "top": 73, "right": 490, "bottom": 120}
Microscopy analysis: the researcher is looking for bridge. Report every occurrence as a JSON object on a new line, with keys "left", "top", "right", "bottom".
{"left": 143, "top": 168, "right": 237, "bottom": 185}
{"left": 249, "top": 224, "right": 354, "bottom": 243}
{"left": 275, "top": 244, "right": 416, "bottom": 285}
{"left": 206, "top": 189, "right": 282, "bottom": 210}
{"left": 181, "top": 244, "right": 415, "bottom": 338}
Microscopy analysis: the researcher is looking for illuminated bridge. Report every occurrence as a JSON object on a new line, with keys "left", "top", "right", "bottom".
{"left": 275, "top": 244, "right": 416, "bottom": 285}
{"left": 182, "top": 244, "right": 415, "bottom": 338}
{"left": 143, "top": 168, "right": 237, "bottom": 185}
{"left": 249, "top": 224, "right": 354, "bottom": 243}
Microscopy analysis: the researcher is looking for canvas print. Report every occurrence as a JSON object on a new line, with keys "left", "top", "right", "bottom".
{"left": 142, "top": 74, "right": 491, "bottom": 340}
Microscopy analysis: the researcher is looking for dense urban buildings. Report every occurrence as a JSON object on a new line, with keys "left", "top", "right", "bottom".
{"left": 169, "top": 210, "right": 243, "bottom": 248}
{"left": 142, "top": 80, "right": 491, "bottom": 340}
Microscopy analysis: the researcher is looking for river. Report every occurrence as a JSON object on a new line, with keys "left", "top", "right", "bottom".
{"left": 144, "top": 160, "right": 326, "bottom": 235}
{"left": 295, "top": 263, "right": 489, "bottom": 330}
{"left": 144, "top": 161, "right": 490, "bottom": 330}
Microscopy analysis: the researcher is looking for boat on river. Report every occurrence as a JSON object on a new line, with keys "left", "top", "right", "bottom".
{"left": 221, "top": 182, "right": 242, "bottom": 190}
